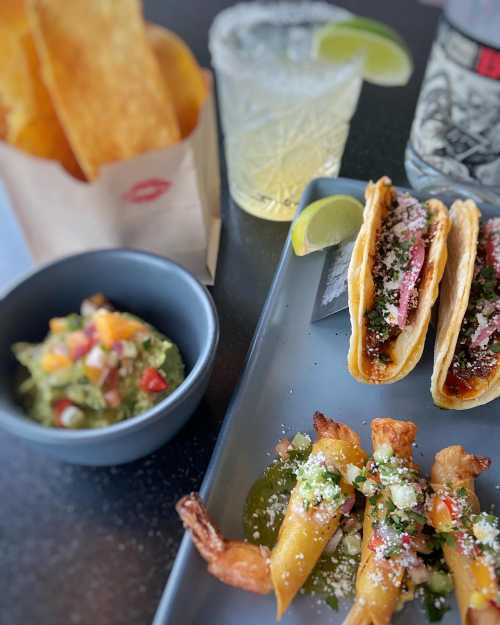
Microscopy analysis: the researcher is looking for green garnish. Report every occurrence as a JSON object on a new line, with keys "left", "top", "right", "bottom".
{"left": 423, "top": 586, "right": 450, "bottom": 622}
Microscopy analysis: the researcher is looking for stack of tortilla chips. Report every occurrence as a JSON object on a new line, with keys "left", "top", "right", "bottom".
{"left": 0, "top": 0, "right": 207, "bottom": 181}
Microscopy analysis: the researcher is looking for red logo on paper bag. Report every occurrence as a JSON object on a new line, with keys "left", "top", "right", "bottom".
{"left": 122, "top": 178, "right": 172, "bottom": 203}
{"left": 476, "top": 47, "right": 500, "bottom": 79}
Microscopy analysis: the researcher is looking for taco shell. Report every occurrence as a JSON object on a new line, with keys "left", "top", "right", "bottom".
{"left": 348, "top": 176, "right": 450, "bottom": 384}
{"left": 431, "top": 200, "right": 500, "bottom": 409}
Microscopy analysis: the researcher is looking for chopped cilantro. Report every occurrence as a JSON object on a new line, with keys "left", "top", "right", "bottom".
{"left": 386, "top": 499, "right": 396, "bottom": 512}
{"left": 325, "top": 596, "right": 339, "bottom": 611}
{"left": 66, "top": 314, "right": 82, "bottom": 331}
{"left": 423, "top": 586, "right": 450, "bottom": 622}
{"left": 411, "top": 511, "right": 427, "bottom": 525}
{"left": 478, "top": 266, "right": 496, "bottom": 300}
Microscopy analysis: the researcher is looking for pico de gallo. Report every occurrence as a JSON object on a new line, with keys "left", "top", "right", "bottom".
{"left": 428, "top": 485, "right": 500, "bottom": 612}
{"left": 366, "top": 193, "right": 433, "bottom": 363}
{"left": 445, "top": 218, "right": 500, "bottom": 396}
{"left": 13, "top": 294, "right": 184, "bottom": 429}
{"left": 352, "top": 443, "right": 453, "bottom": 620}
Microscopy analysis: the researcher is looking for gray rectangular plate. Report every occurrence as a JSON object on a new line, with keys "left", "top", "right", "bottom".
{"left": 154, "top": 177, "right": 500, "bottom": 625}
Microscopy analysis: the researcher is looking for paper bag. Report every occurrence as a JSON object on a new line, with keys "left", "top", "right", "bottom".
{"left": 0, "top": 85, "right": 221, "bottom": 285}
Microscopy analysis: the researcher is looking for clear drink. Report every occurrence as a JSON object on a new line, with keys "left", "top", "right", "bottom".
{"left": 209, "top": 3, "right": 363, "bottom": 221}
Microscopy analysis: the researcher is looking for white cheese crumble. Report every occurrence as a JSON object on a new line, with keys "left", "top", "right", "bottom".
{"left": 473, "top": 515, "right": 499, "bottom": 547}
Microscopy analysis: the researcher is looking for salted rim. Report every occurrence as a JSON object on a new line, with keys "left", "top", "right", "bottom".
{"left": 209, "top": 1, "right": 354, "bottom": 79}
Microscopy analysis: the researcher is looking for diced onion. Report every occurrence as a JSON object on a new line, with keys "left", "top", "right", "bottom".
{"left": 345, "top": 463, "right": 361, "bottom": 485}
{"left": 59, "top": 406, "right": 84, "bottom": 428}
{"left": 374, "top": 443, "right": 394, "bottom": 463}
{"left": 389, "top": 483, "right": 417, "bottom": 510}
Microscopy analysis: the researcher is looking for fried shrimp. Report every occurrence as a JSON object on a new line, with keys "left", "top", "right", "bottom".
{"left": 177, "top": 414, "right": 367, "bottom": 618}
{"left": 344, "top": 418, "right": 422, "bottom": 625}
{"left": 429, "top": 446, "right": 499, "bottom": 625}
{"left": 176, "top": 493, "right": 272, "bottom": 595}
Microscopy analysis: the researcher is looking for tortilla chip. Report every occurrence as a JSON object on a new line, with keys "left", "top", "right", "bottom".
{"left": 348, "top": 177, "right": 451, "bottom": 384}
{"left": 431, "top": 200, "right": 500, "bottom": 409}
{"left": 0, "top": 0, "right": 82, "bottom": 177}
{"left": 0, "top": 100, "right": 8, "bottom": 140}
{"left": 28, "top": 0, "right": 181, "bottom": 180}
{"left": 146, "top": 23, "right": 207, "bottom": 138}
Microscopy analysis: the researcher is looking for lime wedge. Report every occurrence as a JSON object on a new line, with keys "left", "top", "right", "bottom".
{"left": 314, "top": 17, "right": 413, "bottom": 86}
{"left": 291, "top": 194, "right": 363, "bottom": 256}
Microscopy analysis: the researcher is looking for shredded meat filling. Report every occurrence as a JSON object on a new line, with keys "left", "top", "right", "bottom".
{"left": 366, "top": 193, "right": 431, "bottom": 363}
{"left": 445, "top": 218, "right": 500, "bottom": 395}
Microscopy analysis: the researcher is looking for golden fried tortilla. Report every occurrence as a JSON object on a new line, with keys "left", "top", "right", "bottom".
{"left": 147, "top": 23, "right": 207, "bottom": 139}
{"left": 0, "top": 0, "right": 82, "bottom": 177}
{"left": 28, "top": 0, "right": 181, "bottom": 180}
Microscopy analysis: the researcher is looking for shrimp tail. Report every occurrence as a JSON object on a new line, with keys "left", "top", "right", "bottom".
{"left": 313, "top": 411, "right": 361, "bottom": 446}
{"left": 371, "top": 417, "right": 416, "bottom": 459}
{"left": 176, "top": 493, "right": 225, "bottom": 563}
{"left": 176, "top": 493, "right": 273, "bottom": 595}
{"left": 431, "top": 445, "right": 491, "bottom": 485}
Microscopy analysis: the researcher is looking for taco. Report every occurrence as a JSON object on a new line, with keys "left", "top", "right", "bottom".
{"left": 348, "top": 176, "right": 450, "bottom": 384}
{"left": 431, "top": 200, "right": 500, "bottom": 409}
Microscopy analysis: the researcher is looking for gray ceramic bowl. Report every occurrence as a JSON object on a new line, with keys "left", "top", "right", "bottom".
{"left": 0, "top": 250, "right": 219, "bottom": 465}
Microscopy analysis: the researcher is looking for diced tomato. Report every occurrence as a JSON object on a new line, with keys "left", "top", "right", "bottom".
{"left": 104, "top": 367, "right": 119, "bottom": 391}
{"left": 139, "top": 367, "right": 169, "bottom": 393}
{"left": 442, "top": 495, "right": 459, "bottom": 520}
{"left": 53, "top": 398, "right": 73, "bottom": 417}
{"left": 429, "top": 494, "right": 455, "bottom": 531}
{"left": 52, "top": 398, "right": 73, "bottom": 426}
{"left": 67, "top": 331, "right": 92, "bottom": 360}
{"left": 401, "top": 533, "right": 412, "bottom": 546}
{"left": 368, "top": 531, "right": 384, "bottom": 553}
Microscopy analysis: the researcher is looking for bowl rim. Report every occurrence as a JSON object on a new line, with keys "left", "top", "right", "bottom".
{"left": 0, "top": 248, "right": 219, "bottom": 445}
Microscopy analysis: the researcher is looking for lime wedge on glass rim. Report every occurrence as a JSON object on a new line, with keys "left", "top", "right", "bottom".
{"left": 291, "top": 195, "right": 363, "bottom": 256}
{"left": 313, "top": 17, "right": 413, "bottom": 86}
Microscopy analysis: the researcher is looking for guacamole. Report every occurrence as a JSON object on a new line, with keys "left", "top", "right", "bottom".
{"left": 13, "top": 294, "right": 185, "bottom": 429}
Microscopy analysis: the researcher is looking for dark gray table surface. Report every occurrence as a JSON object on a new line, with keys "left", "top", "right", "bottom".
{"left": 0, "top": 2, "right": 440, "bottom": 624}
